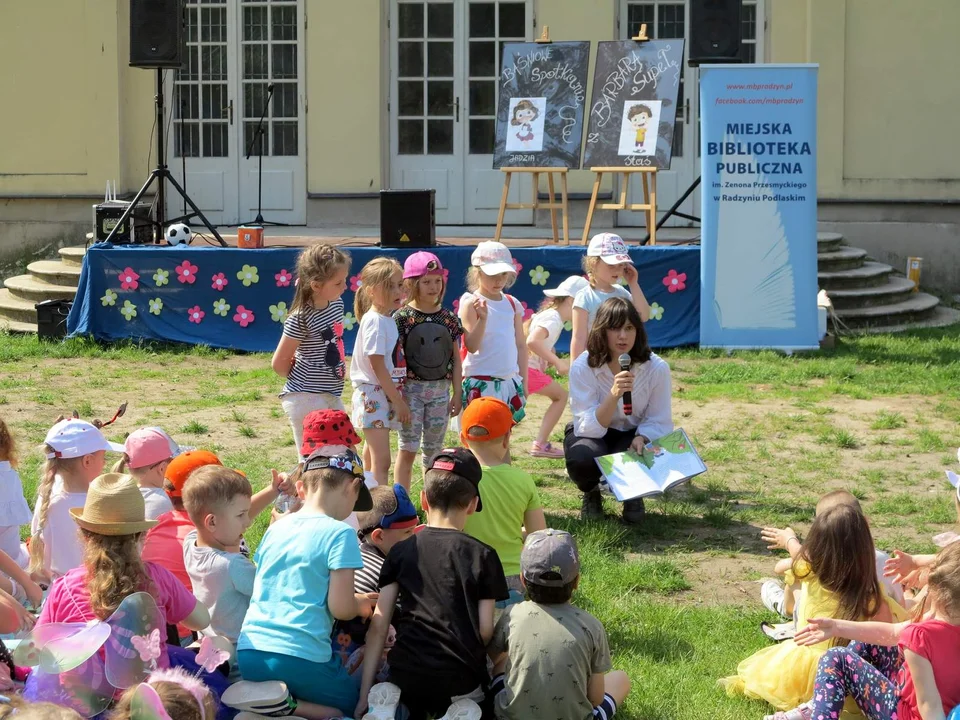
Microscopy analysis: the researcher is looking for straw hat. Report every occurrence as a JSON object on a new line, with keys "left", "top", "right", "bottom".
{"left": 70, "top": 473, "right": 158, "bottom": 536}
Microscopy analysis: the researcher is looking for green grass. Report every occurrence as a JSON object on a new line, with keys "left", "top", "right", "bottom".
{"left": 181, "top": 420, "right": 209, "bottom": 435}
{"left": 871, "top": 411, "right": 906, "bottom": 430}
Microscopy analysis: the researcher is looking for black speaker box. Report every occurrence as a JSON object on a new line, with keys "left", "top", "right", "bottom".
{"left": 380, "top": 190, "right": 437, "bottom": 248}
{"left": 689, "top": 0, "right": 742, "bottom": 66}
{"left": 130, "top": 0, "right": 184, "bottom": 69}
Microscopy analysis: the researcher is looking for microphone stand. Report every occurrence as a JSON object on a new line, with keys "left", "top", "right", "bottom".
{"left": 241, "top": 82, "right": 289, "bottom": 227}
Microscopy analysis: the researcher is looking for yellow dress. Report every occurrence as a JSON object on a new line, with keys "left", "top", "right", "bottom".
{"left": 721, "top": 561, "right": 908, "bottom": 712}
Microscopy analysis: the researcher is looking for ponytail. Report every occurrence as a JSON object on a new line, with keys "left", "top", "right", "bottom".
{"left": 111, "top": 455, "right": 129, "bottom": 474}
{"left": 354, "top": 285, "right": 374, "bottom": 321}
{"left": 29, "top": 449, "right": 64, "bottom": 577}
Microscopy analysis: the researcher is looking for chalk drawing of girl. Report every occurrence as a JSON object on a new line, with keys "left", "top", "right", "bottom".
{"left": 511, "top": 99, "right": 540, "bottom": 149}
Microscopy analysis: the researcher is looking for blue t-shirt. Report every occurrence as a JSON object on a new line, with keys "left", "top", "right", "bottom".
{"left": 237, "top": 512, "right": 362, "bottom": 663}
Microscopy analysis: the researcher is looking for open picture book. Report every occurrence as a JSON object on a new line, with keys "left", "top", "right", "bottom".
{"left": 595, "top": 428, "right": 706, "bottom": 501}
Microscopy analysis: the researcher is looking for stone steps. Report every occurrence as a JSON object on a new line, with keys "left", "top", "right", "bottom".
{"left": 817, "top": 232, "right": 843, "bottom": 253}
{"left": 817, "top": 246, "right": 868, "bottom": 272}
{"left": 0, "top": 289, "right": 40, "bottom": 324}
{"left": 827, "top": 276, "right": 917, "bottom": 310}
{"left": 27, "top": 260, "right": 82, "bottom": 287}
{"left": 58, "top": 246, "right": 87, "bottom": 267}
{"left": 818, "top": 261, "right": 893, "bottom": 290}
{"left": 834, "top": 292, "right": 942, "bottom": 329}
{"left": 2, "top": 274, "right": 77, "bottom": 304}
{"left": 0, "top": 245, "right": 86, "bottom": 329}
{"left": 0, "top": 318, "right": 39, "bottom": 335}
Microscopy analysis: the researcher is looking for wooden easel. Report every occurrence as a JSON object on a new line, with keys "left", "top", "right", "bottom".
{"left": 493, "top": 26, "right": 571, "bottom": 245}
{"left": 580, "top": 24, "right": 658, "bottom": 246}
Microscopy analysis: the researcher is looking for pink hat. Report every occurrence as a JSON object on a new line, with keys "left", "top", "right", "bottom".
{"left": 403, "top": 251, "right": 444, "bottom": 279}
{"left": 124, "top": 428, "right": 175, "bottom": 469}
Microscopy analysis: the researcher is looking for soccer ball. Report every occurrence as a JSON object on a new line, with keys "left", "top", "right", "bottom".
{"left": 166, "top": 223, "right": 192, "bottom": 246}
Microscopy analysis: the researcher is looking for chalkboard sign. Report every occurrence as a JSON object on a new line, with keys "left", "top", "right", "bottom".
{"left": 583, "top": 40, "right": 684, "bottom": 169}
{"left": 493, "top": 41, "right": 591, "bottom": 169}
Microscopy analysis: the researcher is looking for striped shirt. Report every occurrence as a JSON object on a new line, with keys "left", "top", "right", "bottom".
{"left": 354, "top": 542, "right": 386, "bottom": 595}
{"left": 280, "top": 300, "right": 346, "bottom": 397}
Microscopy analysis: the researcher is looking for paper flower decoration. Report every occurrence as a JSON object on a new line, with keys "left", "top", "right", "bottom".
{"left": 350, "top": 273, "right": 363, "bottom": 292}
{"left": 211, "top": 272, "right": 229, "bottom": 291}
{"left": 148, "top": 298, "right": 163, "bottom": 316}
{"left": 275, "top": 269, "right": 292, "bottom": 287}
{"left": 270, "top": 302, "right": 289, "bottom": 323}
{"left": 233, "top": 305, "right": 255, "bottom": 327}
{"left": 176, "top": 261, "right": 199, "bottom": 284}
{"left": 120, "top": 300, "right": 137, "bottom": 321}
{"left": 519, "top": 300, "right": 534, "bottom": 320}
{"left": 342, "top": 311, "right": 356, "bottom": 331}
{"left": 237, "top": 265, "right": 259, "bottom": 287}
{"left": 663, "top": 269, "right": 687, "bottom": 293}
{"left": 152, "top": 269, "right": 169, "bottom": 287}
{"left": 212, "top": 298, "right": 230, "bottom": 317}
{"left": 563, "top": 320, "right": 572, "bottom": 332}
{"left": 511, "top": 258, "right": 523, "bottom": 274}
{"left": 529, "top": 266, "right": 549, "bottom": 286}
{"left": 118, "top": 267, "right": 140, "bottom": 291}
{"left": 187, "top": 306, "right": 205, "bottom": 324}
{"left": 101, "top": 289, "right": 118, "bottom": 307}
{"left": 649, "top": 302, "right": 664, "bottom": 321}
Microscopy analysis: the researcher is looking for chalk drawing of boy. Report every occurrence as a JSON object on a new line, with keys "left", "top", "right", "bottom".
{"left": 628, "top": 104, "right": 653, "bottom": 153}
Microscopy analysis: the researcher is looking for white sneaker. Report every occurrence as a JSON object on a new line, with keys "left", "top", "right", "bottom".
{"left": 763, "top": 701, "right": 813, "bottom": 720}
{"left": 437, "top": 698, "right": 482, "bottom": 720}
{"left": 760, "top": 579, "right": 787, "bottom": 618}
{"left": 362, "top": 682, "right": 402, "bottom": 720}
{"left": 222, "top": 681, "right": 297, "bottom": 716}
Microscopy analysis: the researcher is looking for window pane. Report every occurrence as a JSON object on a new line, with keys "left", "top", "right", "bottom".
{"left": 244, "top": 45, "right": 268, "bottom": 79}
{"left": 272, "top": 44, "right": 297, "bottom": 79}
{"left": 427, "top": 3, "right": 453, "bottom": 38}
{"left": 398, "top": 3, "right": 424, "bottom": 39}
{"left": 202, "top": 45, "right": 226, "bottom": 80}
{"left": 427, "top": 42, "right": 453, "bottom": 76}
{"left": 273, "top": 82, "right": 298, "bottom": 118}
{"left": 202, "top": 123, "right": 228, "bottom": 157}
{"left": 627, "top": 4, "right": 654, "bottom": 39}
{"left": 742, "top": 4, "right": 757, "bottom": 41}
{"left": 742, "top": 43, "right": 756, "bottom": 63}
{"left": 200, "top": 7, "right": 225, "bottom": 42}
{"left": 427, "top": 119, "right": 453, "bottom": 154}
{"left": 398, "top": 42, "right": 424, "bottom": 77}
{"left": 398, "top": 81, "right": 424, "bottom": 115}
{"left": 243, "top": 6, "right": 267, "bottom": 40}
{"left": 469, "top": 118, "right": 495, "bottom": 154}
{"left": 177, "top": 84, "right": 199, "bottom": 120}
{"left": 671, "top": 121, "right": 683, "bottom": 157}
{"left": 244, "top": 83, "right": 268, "bottom": 119}
{"left": 469, "top": 41, "right": 496, "bottom": 77}
{"left": 469, "top": 3, "right": 495, "bottom": 38}
{"left": 186, "top": 7, "right": 198, "bottom": 43}
{"left": 175, "top": 123, "right": 200, "bottom": 158}
{"left": 657, "top": 4, "right": 684, "bottom": 40}
{"left": 427, "top": 80, "right": 453, "bottom": 115}
{"left": 469, "top": 80, "right": 495, "bottom": 117}
{"left": 399, "top": 119, "right": 424, "bottom": 154}
{"left": 183, "top": 46, "right": 199, "bottom": 81}
{"left": 498, "top": 3, "right": 526, "bottom": 38}
{"left": 271, "top": 5, "right": 297, "bottom": 41}
{"left": 273, "top": 121, "right": 298, "bottom": 156}
{"left": 201, "top": 84, "right": 226, "bottom": 120}
{"left": 244, "top": 121, "right": 265, "bottom": 156}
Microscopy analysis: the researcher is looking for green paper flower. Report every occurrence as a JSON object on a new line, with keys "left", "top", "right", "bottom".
{"left": 148, "top": 298, "right": 163, "bottom": 316}
{"left": 101, "top": 289, "right": 118, "bottom": 307}
{"left": 237, "top": 264, "right": 259, "bottom": 287}
{"left": 120, "top": 300, "right": 137, "bottom": 321}
{"left": 529, "top": 265, "right": 550, "bottom": 286}
{"left": 270, "top": 302, "right": 289, "bottom": 323}
{"left": 563, "top": 320, "right": 573, "bottom": 332}
{"left": 342, "top": 312, "right": 356, "bottom": 331}
{"left": 213, "top": 298, "right": 231, "bottom": 317}
{"left": 153, "top": 269, "right": 169, "bottom": 287}
{"left": 649, "top": 302, "right": 664, "bottom": 321}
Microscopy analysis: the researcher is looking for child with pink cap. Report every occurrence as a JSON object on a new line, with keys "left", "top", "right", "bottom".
{"left": 119, "top": 427, "right": 178, "bottom": 519}
{"left": 393, "top": 251, "right": 464, "bottom": 490}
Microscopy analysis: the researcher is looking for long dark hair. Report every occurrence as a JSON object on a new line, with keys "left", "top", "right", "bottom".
{"left": 795, "top": 505, "right": 882, "bottom": 635}
{"left": 586, "top": 297, "right": 651, "bottom": 369}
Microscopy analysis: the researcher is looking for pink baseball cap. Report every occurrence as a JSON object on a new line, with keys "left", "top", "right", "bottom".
{"left": 587, "top": 233, "right": 632, "bottom": 265}
{"left": 403, "top": 251, "right": 444, "bottom": 279}
{"left": 124, "top": 428, "right": 175, "bottom": 469}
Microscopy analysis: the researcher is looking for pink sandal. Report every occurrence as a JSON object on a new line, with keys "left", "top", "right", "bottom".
{"left": 530, "top": 441, "right": 564, "bottom": 458}
{"left": 763, "top": 702, "right": 812, "bottom": 720}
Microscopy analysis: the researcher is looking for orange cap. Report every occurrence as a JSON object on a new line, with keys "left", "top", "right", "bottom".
{"left": 163, "top": 450, "right": 223, "bottom": 497}
{"left": 460, "top": 397, "right": 516, "bottom": 443}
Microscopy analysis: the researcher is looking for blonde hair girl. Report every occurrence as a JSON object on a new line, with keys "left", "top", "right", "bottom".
{"left": 458, "top": 241, "right": 528, "bottom": 430}
{"left": 393, "top": 252, "right": 464, "bottom": 490}
{"left": 0, "top": 418, "right": 35, "bottom": 599}
{"left": 349, "top": 257, "right": 410, "bottom": 485}
{"left": 272, "top": 243, "right": 352, "bottom": 455}
{"left": 110, "top": 670, "right": 218, "bottom": 720}
{"left": 29, "top": 419, "right": 122, "bottom": 582}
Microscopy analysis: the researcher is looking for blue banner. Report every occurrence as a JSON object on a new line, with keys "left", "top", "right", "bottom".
{"left": 699, "top": 65, "right": 819, "bottom": 350}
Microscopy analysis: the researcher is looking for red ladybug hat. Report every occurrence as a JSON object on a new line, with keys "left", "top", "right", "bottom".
{"left": 300, "top": 409, "right": 362, "bottom": 458}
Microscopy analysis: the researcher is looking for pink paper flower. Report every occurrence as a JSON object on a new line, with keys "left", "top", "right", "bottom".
{"left": 511, "top": 258, "right": 523, "bottom": 274}
{"left": 176, "top": 261, "right": 199, "bottom": 284}
{"left": 211, "top": 272, "right": 229, "bottom": 291}
{"left": 118, "top": 267, "right": 140, "bottom": 291}
{"left": 520, "top": 300, "right": 534, "bottom": 320}
{"left": 233, "top": 305, "right": 255, "bottom": 327}
{"left": 442, "top": 268, "right": 450, "bottom": 283}
{"left": 187, "top": 306, "right": 205, "bottom": 324}
{"left": 275, "top": 269, "right": 292, "bottom": 287}
{"left": 663, "top": 269, "right": 687, "bottom": 293}
{"left": 350, "top": 272, "right": 363, "bottom": 292}
{"left": 452, "top": 297, "right": 460, "bottom": 313}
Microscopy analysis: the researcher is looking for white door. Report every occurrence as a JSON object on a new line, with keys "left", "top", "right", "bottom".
{"left": 617, "top": 0, "right": 764, "bottom": 229}
{"left": 168, "top": 0, "right": 306, "bottom": 227}
{"left": 389, "top": 0, "right": 532, "bottom": 226}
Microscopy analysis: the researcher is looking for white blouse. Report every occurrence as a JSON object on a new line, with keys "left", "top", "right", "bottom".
{"left": 568, "top": 351, "right": 673, "bottom": 440}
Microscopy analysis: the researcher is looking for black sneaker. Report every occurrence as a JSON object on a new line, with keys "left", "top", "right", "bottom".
{"left": 622, "top": 498, "right": 646, "bottom": 524}
{"left": 580, "top": 489, "right": 604, "bottom": 520}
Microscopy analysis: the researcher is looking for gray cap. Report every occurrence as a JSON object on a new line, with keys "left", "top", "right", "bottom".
{"left": 521, "top": 529, "right": 581, "bottom": 587}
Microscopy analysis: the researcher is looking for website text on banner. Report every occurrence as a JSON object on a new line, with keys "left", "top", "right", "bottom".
{"left": 698, "top": 64, "right": 819, "bottom": 351}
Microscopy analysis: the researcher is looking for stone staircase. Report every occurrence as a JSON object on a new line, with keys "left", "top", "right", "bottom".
{"left": 817, "top": 232, "right": 957, "bottom": 331}
{"left": 0, "top": 246, "right": 85, "bottom": 334}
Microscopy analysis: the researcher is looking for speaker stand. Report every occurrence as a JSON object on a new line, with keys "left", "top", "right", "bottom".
{"left": 642, "top": 176, "right": 700, "bottom": 245}
{"left": 105, "top": 69, "right": 226, "bottom": 247}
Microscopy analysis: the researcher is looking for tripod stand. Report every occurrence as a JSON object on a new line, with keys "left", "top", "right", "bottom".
{"left": 105, "top": 69, "right": 226, "bottom": 247}
{"left": 642, "top": 176, "right": 701, "bottom": 245}
{"left": 241, "top": 82, "right": 289, "bottom": 226}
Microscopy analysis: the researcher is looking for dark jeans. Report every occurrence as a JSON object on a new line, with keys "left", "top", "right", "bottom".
{"left": 388, "top": 668, "right": 493, "bottom": 720}
{"left": 563, "top": 423, "right": 636, "bottom": 493}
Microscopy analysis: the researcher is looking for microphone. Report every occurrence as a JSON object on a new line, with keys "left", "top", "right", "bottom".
{"left": 618, "top": 353, "right": 632, "bottom": 416}
{"left": 267, "top": 82, "right": 275, "bottom": 93}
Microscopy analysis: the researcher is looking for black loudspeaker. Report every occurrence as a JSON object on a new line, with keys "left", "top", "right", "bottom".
{"left": 689, "top": 0, "right": 742, "bottom": 66}
{"left": 380, "top": 190, "right": 437, "bottom": 248}
{"left": 130, "top": 0, "right": 184, "bottom": 69}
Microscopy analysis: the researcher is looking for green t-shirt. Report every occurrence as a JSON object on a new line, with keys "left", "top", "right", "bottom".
{"left": 463, "top": 463, "right": 541, "bottom": 576}
{"left": 489, "top": 601, "right": 612, "bottom": 720}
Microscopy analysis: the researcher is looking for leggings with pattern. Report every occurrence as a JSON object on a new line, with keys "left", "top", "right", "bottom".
{"left": 810, "top": 642, "right": 902, "bottom": 720}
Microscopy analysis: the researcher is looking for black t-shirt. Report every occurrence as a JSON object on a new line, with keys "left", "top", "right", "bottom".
{"left": 379, "top": 527, "right": 509, "bottom": 689}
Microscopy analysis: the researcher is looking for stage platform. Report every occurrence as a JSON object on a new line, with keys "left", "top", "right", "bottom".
{"left": 68, "top": 229, "right": 701, "bottom": 353}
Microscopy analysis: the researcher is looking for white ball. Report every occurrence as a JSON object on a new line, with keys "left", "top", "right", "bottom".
{"left": 166, "top": 223, "right": 192, "bottom": 246}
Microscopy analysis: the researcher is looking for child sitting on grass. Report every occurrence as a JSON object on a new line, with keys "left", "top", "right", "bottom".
{"left": 356, "top": 448, "right": 509, "bottom": 720}
{"left": 119, "top": 427, "right": 177, "bottom": 519}
{"left": 460, "top": 397, "right": 545, "bottom": 593}
{"left": 489, "top": 529, "right": 632, "bottom": 720}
